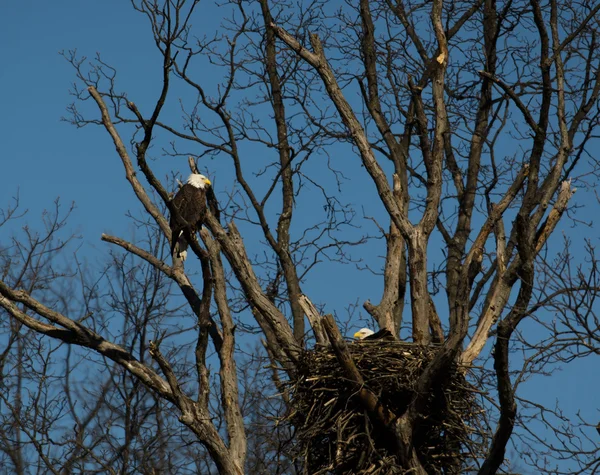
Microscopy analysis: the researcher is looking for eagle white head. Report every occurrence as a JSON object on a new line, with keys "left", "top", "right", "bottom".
{"left": 353, "top": 328, "right": 375, "bottom": 340}
{"left": 187, "top": 173, "right": 211, "bottom": 189}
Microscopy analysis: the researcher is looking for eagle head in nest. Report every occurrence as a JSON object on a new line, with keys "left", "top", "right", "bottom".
{"left": 353, "top": 327, "right": 394, "bottom": 340}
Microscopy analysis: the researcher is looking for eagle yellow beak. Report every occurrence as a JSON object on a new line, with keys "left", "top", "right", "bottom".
{"left": 353, "top": 331, "right": 362, "bottom": 339}
{"left": 204, "top": 178, "right": 212, "bottom": 186}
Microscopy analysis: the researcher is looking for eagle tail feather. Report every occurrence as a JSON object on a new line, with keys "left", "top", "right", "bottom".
{"left": 170, "top": 228, "right": 189, "bottom": 260}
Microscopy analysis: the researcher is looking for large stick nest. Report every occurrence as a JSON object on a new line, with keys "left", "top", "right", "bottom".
{"left": 285, "top": 340, "right": 484, "bottom": 474}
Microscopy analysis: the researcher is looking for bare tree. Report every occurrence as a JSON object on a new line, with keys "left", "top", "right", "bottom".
{"left": 0, "top": 199, "right": 296, "bottom": 473}
{"left": 2, "top": 0, "right": 600, "bottom": 473}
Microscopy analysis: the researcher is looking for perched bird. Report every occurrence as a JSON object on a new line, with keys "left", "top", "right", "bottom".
{"left": 354, "top": 328, "right": 375, "bottom": 340}
{"left": 169, "top": 173, "right": 219, "bottom": 261}
{"left": 353, "top": 328, "right": 394, "bottom": 340}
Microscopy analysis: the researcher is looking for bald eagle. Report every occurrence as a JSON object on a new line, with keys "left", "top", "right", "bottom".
{"left": 353, "top": 328, "right": 394, "bottom": 340}
{"left": 169, "top": 173, "right": 219, "bottom": 261}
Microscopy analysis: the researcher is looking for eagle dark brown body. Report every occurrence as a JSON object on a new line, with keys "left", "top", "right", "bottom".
{"left": 169, "top": 174, "right": 219, "bottom": 260}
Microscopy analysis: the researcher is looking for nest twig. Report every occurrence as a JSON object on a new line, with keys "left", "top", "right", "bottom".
{"left": 284, "top": 340, "right": 485, "bottom": 474}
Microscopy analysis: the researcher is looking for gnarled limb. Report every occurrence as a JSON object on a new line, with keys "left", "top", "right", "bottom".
{"left": 462, "top": 179, "right": 576, "bottom": 365}
{"left": 205, "top": 214, "right": 301, "bottom": 365}
{"left": 202, "top": 229, "right": 246, "bottom": 470}
{"left": 88, "top": 86, "right": 170, "bottom": 237}
{"left": 298, "top": 295, "right": 328, "bottom": 346}
{"left": 259, "top": 0, "right": 305, "bottom": 343}
{"left": 363, "top": 175, "right": 407, "bottom": 336}
{"left": 270, "top": 24, "right": 413, "bottom": 242}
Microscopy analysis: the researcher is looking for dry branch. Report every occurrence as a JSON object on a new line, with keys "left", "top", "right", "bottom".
{"left": 299, "top": 295, "right": 329, "bottom": 345}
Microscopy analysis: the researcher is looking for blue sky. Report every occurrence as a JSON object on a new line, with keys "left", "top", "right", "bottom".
{"left": 1, "top": 2, "right": 146, "bottom": 239}
{"left": 1, "top": 1, "right": 599, "bottom": 472}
